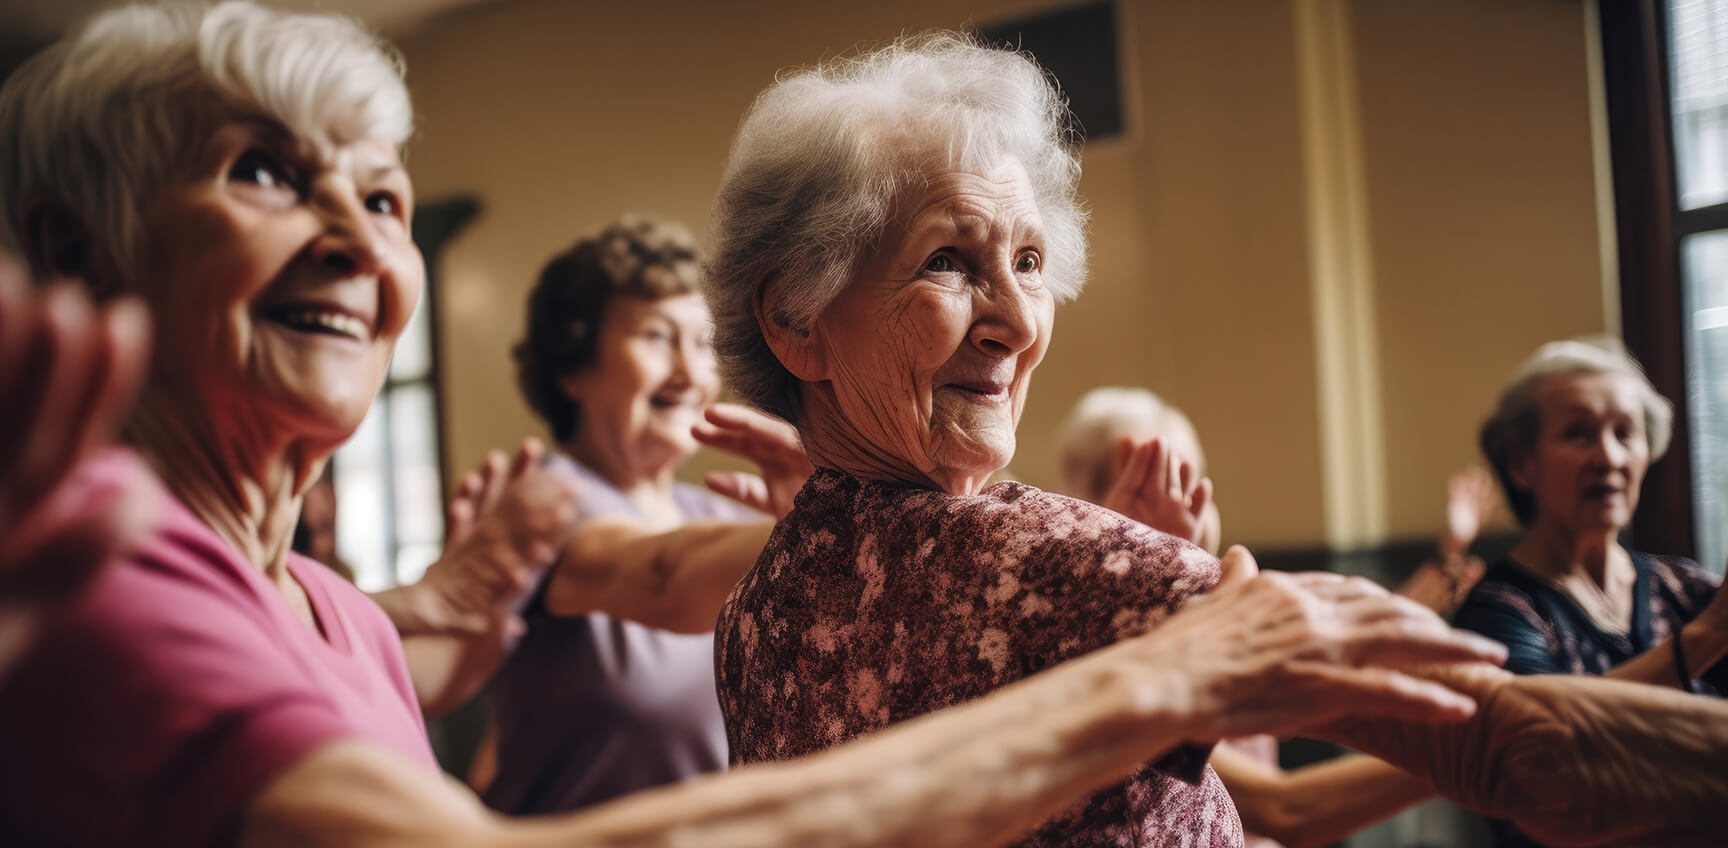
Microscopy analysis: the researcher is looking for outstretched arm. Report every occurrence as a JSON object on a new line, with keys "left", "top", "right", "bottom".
{"left": 1318, "top": 663, "right": 1728, "bottom": 847}
{"left": 1210, "top": 746, "right": 1433, "bottom": 848}
{"left": 542, "top": 517, "right": 772, "bottom": 633}
{"left": 243, "top": 547, "right": 1505, "bottom": 848}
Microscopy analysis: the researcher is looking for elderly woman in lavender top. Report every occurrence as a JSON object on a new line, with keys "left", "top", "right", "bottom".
{"left": 478, "top": 217, "right": 814, "bottom": 813}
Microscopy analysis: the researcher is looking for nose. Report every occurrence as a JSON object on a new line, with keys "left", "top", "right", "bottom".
{"left": 968, "top": 267, "right": 1039, "bottom": 357}
{"left": 1593, "top": 431, "right": 1627, "bottom": 469}
{"left": 309, "top": 180, "right": 384, "bottom": 278}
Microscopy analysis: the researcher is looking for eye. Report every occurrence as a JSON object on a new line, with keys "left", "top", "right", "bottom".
{"left": 365, "top": 191, "right": 401, "bottom": 217}
{"left": 229, "top": 149, "right": 298, "bottom": 194}
{"left": 1014, "top": 250, "right": 1041, "bottom": 274}
{"left": 922, "top": 252, "right": 961, "bottom": 275}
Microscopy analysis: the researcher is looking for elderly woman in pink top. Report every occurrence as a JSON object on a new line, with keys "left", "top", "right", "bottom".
{"left": 3, "top": 5, "right": 1728, "bottom": 848}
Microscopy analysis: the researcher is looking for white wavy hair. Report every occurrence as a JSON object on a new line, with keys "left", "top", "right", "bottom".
{"left": 1056, "top": 387, "right": 1205, "bottom": 502}
{"left": 1480, "top": 335, "right": 1674, "bottom": 526}
{"left": 0, "top": 1, "right": 412, "bottom": 278}
{"left": 704, "top": 31, "right": 1090, "bottom": 422}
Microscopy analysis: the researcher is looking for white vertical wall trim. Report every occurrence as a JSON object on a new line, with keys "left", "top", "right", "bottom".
{"left": 1294, "top": 0, "right": 1387, "bottom": 548}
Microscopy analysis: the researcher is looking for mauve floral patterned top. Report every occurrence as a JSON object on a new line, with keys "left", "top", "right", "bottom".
{"left": 716, "top": 468, "right": 1245, "bottom": 847}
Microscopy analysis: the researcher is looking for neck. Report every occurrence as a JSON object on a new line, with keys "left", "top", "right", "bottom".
{"left": 565, "top": 432, "right": 679, "bottom": 515}
{"left": 1512, "top": 515, "right": 1625, "bottom": 587}
{"left": 125, "top": 385, "right": 318, "bottom": 583}
{"left": 796, "top": 385, "right": 993, "bottom": 496}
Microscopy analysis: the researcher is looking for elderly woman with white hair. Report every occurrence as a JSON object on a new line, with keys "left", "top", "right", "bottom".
{"left": 1456, "top": 337, "right": 1727, "bottom": 697}
{"left": 698, "top": 33, "right": 1728, "bottom": 847}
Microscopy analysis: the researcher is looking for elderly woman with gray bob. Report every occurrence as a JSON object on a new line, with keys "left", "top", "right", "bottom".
{"left": 1456, "top": 336, "right": 1727, "bottom": 694}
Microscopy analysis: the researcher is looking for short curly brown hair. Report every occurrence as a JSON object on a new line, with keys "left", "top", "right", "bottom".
{"left": 513, "top": 216, "right": 702, "bottom": 442}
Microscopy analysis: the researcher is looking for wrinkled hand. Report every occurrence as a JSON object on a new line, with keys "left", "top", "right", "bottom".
{"left": 1132, "top": 546, "right": 1507, "bottom": 743}
{"left": 382, "top": 439, "right": 577, "bottom": 636}
{"left": 1102, "top": 437, "right": 1213, "bottom": 546}
{"left": 1442, "top": 467, "right": 1497, "bottom": 557}
{"left": 694, "top": 403, "right": 814, "bottom": 519}
{"left": 0, "top": 266, "right": 155, "bottom": 672}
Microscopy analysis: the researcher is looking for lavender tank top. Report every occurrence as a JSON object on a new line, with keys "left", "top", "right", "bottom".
{"left": 482, "top": 455, "right": 756, "bottom": 814}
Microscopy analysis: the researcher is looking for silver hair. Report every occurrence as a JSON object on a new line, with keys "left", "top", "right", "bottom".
{"left": 1480, "top": 335, "right": 1674, "bottom": 526}
{"left": 704, "top": 31, "right": 1089, "bottom": 422}
{"left": 1056, "top": 386, "right": 1204, "bottom": 502}
{"left": 0, "top": 1, "right": 411, "bottom": 277}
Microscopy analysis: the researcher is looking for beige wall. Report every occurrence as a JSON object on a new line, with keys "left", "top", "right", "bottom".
{"left": 400, "top": 0, "right": 1605, "bottom": 549}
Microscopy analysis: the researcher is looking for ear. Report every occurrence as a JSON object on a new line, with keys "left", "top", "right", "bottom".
{"left": 557, "top": 371, "right": 589, "bottom": 404}
{"left": 1508, "top": 451, "right": 1533, "bottom": 492}
{"left": 21, "top": 202, "right": 118, "bottom": 296}
{"left": 22, "top": 202, "right": 91, "bottom": 279}
{"left": 754, "top": 275, "right": 830, "bottom": 383}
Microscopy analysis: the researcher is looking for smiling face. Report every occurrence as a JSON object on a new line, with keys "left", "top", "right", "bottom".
{"left": 133, "top": 116, "right": 422, "bottom": 453}
{"left": 1515, "top": 372, "right": 1652, "bottom": 535}
{"left": 560, "top": 293, "right": 719, "bottom": 477}
{"left": 805, "top": 156, "right": 1055, "bottom": 493}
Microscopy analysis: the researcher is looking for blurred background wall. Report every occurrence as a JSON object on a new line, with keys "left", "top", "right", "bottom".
{"left": 392, "top": 0, "right": 1608, "bottom": 551}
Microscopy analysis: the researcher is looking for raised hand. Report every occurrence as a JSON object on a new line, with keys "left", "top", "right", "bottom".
{"left": 0, "top": 263, "right": 155, "bottom": 673}
{"left": 1442, "top": 467, "right": 1498, "bottom": 558}
{"left": 1137, "top": 547, "right": 1507, "bottom": 744}
{"left": 693, "top": 403, "right": 814, "bottom": 519}
{"left": 1101, "top": 436, "right": 1213, "bottom": 546}
{"left": 377, "top": 438, "right": 572, "bottom": 636}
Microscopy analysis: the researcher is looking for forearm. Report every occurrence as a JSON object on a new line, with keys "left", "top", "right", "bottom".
{"left": 1214, "top": 748, "right": 1432, "bottom": 848}
{"left": 1606, "top": 619, "right": 1728, "bottom": 689}
{"left": 401, "top": 621, "right": 511, "bottom": 717}
{"left": 247, "top": 646, "right": 1196, "bottom": 848}
{"left": 508, "top": 650, "right": 1189, "bottom": 848}
{"left": 1319, "top": 664, "right": 1728, "bottom": 846}
{"left": 546, "top": 520, "right": 771, "bottom": 633}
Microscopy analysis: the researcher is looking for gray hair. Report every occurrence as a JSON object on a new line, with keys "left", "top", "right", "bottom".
{"left": 0, "top": 1, "right": 411, "bottom": 279}
{"left": 1480, "top": 335, "right": 1674, "bottom": 526}
{"left": 704, "top": 31, "right": 1089, "bottom": 422}
{"left": 1056, "top": 387, "right": 1204, "bottom": 502}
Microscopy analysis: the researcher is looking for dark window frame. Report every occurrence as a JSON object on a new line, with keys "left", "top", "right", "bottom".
{"left": 1599, "top": 0, "right": 1728, "bottom": 559}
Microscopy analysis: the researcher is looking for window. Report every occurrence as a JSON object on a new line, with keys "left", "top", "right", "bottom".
{"left": 331, "top": 197, "right": 477, "bottom": 591}
{"left": 1602, "top": 0, "right": 1728, "bottom": 574}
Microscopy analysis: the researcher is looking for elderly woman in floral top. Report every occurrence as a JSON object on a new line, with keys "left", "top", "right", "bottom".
{"left": 705, "top": 33, "right": 1511, "bottom": 847}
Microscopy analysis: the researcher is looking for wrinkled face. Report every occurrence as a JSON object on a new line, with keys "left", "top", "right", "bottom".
{"left": 134, "top": 117, "right": 422, "bottom": 451}
{"left": 561, "top": 293, "right": 718, "bottom": 470}
{"left": 1515, "top": 372, "right": 1651, "bottom": 534}
{"left": 811, "top": 156, "right": 1055, "bottom": 492}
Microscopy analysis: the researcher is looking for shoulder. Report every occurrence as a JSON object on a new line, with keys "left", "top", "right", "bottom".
{"left": 1454, "top": 561, "right": 1550, "bottom": 632}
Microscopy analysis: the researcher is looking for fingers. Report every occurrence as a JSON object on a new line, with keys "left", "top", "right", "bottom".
{"left": 1, "top": 287, "right": 94, "bottom": 508}
{"left": 476, "top": 450, "right": 508, "bottom": 512}
{"left": 1217, "top": 545, "right": 1260, "bottom": 588}
{"left": 1107, "top": 438, "right": 1154, "bottom": 501}
{"left": 1283, "top": 662, "right": 1479, "bottom": 726}
{"left": 1190, "top": 477, "right": 1213, "bottom": 522}
{"left": 1148, "top": 438, "right": 1169, "bottom": 496}
{"left": 704, "top": 470, "right": 771, "bottom": 513}
{"left": 75, "top": 297, "right": 150, "bottom": 458}
{"left": 506, "top": 437, "right": 544, "bottom": 480}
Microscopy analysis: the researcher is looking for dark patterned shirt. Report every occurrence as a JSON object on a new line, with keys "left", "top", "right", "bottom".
{"left": 1452, "top": 552, "right": 1725, "bottom": 690}
{"left": 1451, "top": 551, "right": 1725, "bottom": 848}
{"left": 716, "top": 468, "right": 1244, "bottom": 847}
